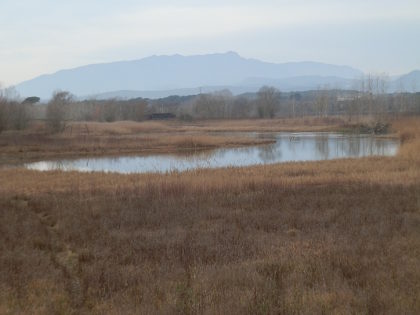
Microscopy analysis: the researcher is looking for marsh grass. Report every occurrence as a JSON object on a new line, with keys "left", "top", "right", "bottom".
{"left": 0, "top": 117, "right": 368, "bottom": 164}
{"left": 0, "top": 117, "right": 419, "bottom": 314}
{"left": 0, "top": 117, "right": 350, "bottom": 165}
{"left": 0, "top": 131, "right": 272, "bottom": 164}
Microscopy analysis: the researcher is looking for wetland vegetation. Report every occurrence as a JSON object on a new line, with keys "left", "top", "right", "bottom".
{"left": 1, "top": 115, "right": 419, "bottom": 314}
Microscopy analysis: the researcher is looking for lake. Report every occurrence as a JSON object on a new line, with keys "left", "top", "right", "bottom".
{"left": 24, "top": 132, "right": 399, "bottom": 174}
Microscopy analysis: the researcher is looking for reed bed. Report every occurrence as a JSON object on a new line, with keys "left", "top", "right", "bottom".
{"left": 0, "top": 132, "right": 272, "bottom": 164}
{"left": 0, "top": 117, "right": 346, "bottom": 163}
{"left": 0, "top": 117, "right": 419, "bottom": 314}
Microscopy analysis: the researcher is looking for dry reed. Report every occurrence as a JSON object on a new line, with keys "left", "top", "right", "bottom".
{"left": 0, "top": 117, "right": 419, "bottom": 314}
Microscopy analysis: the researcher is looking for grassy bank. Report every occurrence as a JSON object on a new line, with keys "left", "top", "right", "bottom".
{"left": 0, "top": 117, "right": 419, "bottom": 314}
{"left": 0, "top": 124, "right": 271, "bottom": 164}
{"left": 0, "top": 117, "right": 349, "bottom": 164}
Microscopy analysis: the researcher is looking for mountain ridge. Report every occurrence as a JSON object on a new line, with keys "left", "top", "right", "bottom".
{"left": 15, "top": 52, "right": 365, "bottom": 98}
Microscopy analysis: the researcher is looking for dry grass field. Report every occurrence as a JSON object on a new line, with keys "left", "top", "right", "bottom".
{"left": 0, "top": 117, "right": 419, "bottom": 314}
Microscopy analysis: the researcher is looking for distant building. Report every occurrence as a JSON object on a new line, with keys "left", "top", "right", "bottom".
{"left": 337, "top": 95, "right": 358, "bottom": 102}
{"left": 148, "top": 113, "right": 176, "bottom": 120}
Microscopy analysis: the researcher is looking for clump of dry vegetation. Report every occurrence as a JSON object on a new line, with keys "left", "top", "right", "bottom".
{"left": 0, "top": 118, "right": 419, "bottom": 314}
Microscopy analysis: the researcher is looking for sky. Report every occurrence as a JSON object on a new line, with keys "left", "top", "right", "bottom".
{"left": 1, "top": 0, "right": 419, "bottom": 86}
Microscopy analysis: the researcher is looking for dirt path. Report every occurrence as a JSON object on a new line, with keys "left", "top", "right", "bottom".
{"left": 31, "top": 202, "right": 87, "bottom": 311}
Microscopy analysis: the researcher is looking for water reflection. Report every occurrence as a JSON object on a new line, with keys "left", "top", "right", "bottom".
{"left": 315, "top": 134, "right": 329, "bottom": 159}
{"left": 25, "top": 132, "right": 399, "bottom": 174}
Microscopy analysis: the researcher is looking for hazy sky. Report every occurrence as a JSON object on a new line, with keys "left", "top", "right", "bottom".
{"left": 1, "top": 0, "right": 419, "bottom": 86}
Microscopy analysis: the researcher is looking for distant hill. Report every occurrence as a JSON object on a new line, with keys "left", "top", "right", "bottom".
{"left": 90, "top": 71, "right": 420, "bottom": 100}
{"left": 392, "top": 70, "right": 420, "bottom": 91}
{"left": 240, "top": 75, "right": 355, "bottom": 90}
{"left": 87, "top": 78, "right": 355, "bottom": 100}
{"left": 15, "top": 52, "right": 364, "bottom": 99}
{"left": 86, "top": 87, "right": 240, "bottom": 100}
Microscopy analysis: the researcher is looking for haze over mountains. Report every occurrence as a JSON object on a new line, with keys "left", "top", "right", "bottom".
{"left": 15, "top": 52, "right": 420, "bottom": 99}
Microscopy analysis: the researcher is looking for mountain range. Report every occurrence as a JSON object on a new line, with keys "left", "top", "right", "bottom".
{"left": 15, "top": 52, "right": 420, "bottom": 99}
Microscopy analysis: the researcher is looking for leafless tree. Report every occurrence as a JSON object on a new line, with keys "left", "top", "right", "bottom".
{"left": 10, "top": 102, "right": 30, "bottom": 130}
{"left": 289, "top": 92, "right": 302, "bottom": 118}
{"left": 257, "top": 86, "right": 280, "bottom": 118}
{"left": 231, "top": 96, "right": 254, "bottom": 118}
{"left": 315, "top": 85, "right": 329, "bottom": 117}
{"left": 0, "top": 95, "right": 7, "bottom": 133}
{"left": 191, "top": 91, "right": 233, "bottom": 119}
{"left": 0, "top": 86, "right": 32, "bottom": 131}
{"left": 46, "top": 91, "right": 73, "bottom": 132}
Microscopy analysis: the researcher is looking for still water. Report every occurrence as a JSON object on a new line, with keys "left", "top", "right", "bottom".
{"left": 25, "top": 132, "right": 399, "bottom": 174}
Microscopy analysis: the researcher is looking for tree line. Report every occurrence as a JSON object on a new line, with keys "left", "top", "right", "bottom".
{"left": 1, "top": 75, "right": 419, "bottom": 133}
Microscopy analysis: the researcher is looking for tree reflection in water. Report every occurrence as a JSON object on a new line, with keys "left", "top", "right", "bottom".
{"left": 258, "top": 142, "right": 281, "bottom": 163}
{"left": 315, "top": 134, "right": 329, "bottom": 159}
{"left": 24, "top": 132, "right": 399, "bottom": 174}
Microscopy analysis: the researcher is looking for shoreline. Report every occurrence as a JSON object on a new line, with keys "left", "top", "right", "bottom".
{"left": 0, "top": 118, "right": 398, "bottom": 165}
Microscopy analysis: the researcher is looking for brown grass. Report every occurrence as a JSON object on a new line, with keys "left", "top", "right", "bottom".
{"left": 0, "top": 123, "right": 277, "bottom": 164}
{"left": 0, "top": 117, "right": 419, "bottom": 314}
{"left": 66, "top": 117, "right": 346, "bottom": 134}
{"left": 0, "top": 117, "right": 351, "bottom": 164}
{"left": 0, "top": 117, "right": 363, "bottom": 164}
{"left": 175, "top": 116, "right": 347, "bottom": 133}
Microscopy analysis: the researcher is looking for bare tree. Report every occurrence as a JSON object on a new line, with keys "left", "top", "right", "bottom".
{"left": 0, "top": 94, "right": 7, "bottom": 133}
{"left": 0, "top": 86, "right": 32, "bottom": 131}
{"left": 3, "top": 86, "right": 20, "bottom": 101}
{"left": 315, "top": 86, "right": 329, "bottom": 117}
{"left": 103, "top": 100, "right": 118, "bottom": 122}
{"left": 192, "top": 91, "right": 232, "bottom": 119}
{"left": 257, "top": 86, "right": 280, "bottom": 118}
{"left": 359, "top": 73, "right": 390, "bottom": 120}
{"left": 46, "top": 91, "right": 73, "bottom": 132}
{"left": 289, "top": 92, "right": 302, "bottom": 118}
{"left": 231, "top": 96, "right": 253, "bottom": 118}
{"left": 193, "top": 94, "right": 214, "bottom": 119}
{"left": 10, "top": 102, "right": 30, "bottom": 130}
